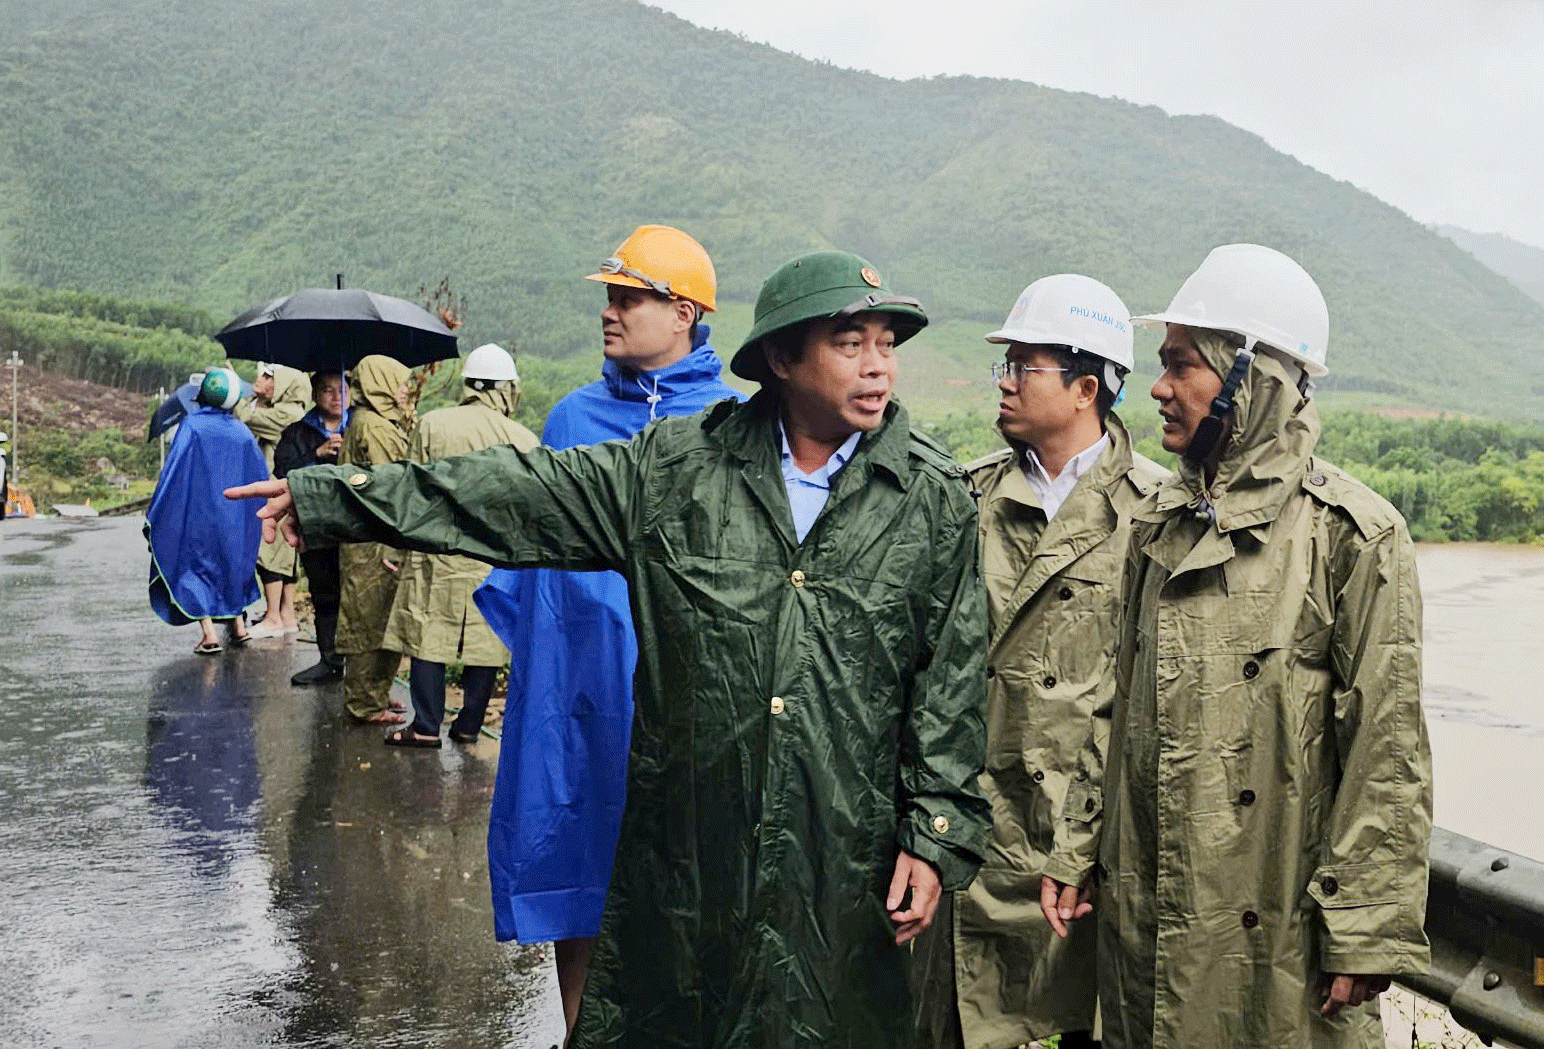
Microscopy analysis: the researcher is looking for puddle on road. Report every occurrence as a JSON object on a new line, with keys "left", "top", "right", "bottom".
{"left": 0, "top": 518, "right": 562, "bottom": 1048}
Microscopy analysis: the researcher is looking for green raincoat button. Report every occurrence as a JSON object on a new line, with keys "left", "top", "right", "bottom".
{"left": 1309, "top": 472, "right": 1327, "bottom": 486}
{"left": 1238, "top": 789, "right": 1256, "bottom": 806}
{"left": 1031, "top": 770, "right": 1045, "bottom": 784}
{"left": 770, "top": 696, "right": 786, "bottom": 715}
{"left": 1042, "top": 675, "right": 1057, "bottom": 689}
{"left": 932, "top": 814, "right": 950, "bottom": 835}
{"left": 790, "top": 569, "right": 806, "bottom": 587}
{"left": 1058, "top": 587, "right": 1074, "bottom": 600}
{"left": 1243, "top": 660, "right": 1260, "bottom": 679}
{"left": 348, "top": 472, "right": 369, "bottom": 487}
{"left": 1321, "top": 875, "right": 1339, "bottom": 895}
{"left": 1242, "top": 910, "right": 1260, "bottom": 929}
{"left": 1084, "top": 797, "right": 1095, "bottom": 813}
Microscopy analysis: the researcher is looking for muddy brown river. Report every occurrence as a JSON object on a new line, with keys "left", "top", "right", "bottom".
{"left": 1, "top": 520, "right": 1539, "bottom": 1047}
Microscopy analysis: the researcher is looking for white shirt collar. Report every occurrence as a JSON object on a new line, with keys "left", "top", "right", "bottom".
{"left": 1022, "top": 432, "right": 1109, "bottom": 521}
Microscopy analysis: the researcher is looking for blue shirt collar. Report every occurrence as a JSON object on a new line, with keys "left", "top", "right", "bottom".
{"left": 777, "top": 423, "right": 862, "bottom": 489}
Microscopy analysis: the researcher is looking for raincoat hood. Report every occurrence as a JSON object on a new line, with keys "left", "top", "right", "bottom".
{"left": 601, "top": 337, "right": 727, "bottom": 409}
{"left": 460, "top": 380, "right": 521, "bottom": 417}
{"left": 349, "top": 355, "right": 414, "bottom": 429}
{"left": 267, "top": 364, "right": 310, "bottom": 412}
{"left": 1155, "top": 332, "right": 1320, "bottom": 533}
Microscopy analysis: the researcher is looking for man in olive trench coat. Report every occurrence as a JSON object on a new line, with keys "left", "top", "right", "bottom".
{"left": 915, "top": 275, "right": 1166, "bottom": 1049}
{"left": 229, "top": 250, "right": 992, "bottom": 1049}
{"left": 1041, "top": 245, "right": 1432, "bottom": 1049}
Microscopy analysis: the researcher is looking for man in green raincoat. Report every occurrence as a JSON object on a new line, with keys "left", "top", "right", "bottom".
{"left": 237, "top": 362, "right": 309, "bottom": 635}
{"left": 229, "top": 250, "right": 990, "bottom": 1048}
{"left": 335, "top": 355, "right": 415, "bottom": 725}
{"left": 915, "top": 275, "right": 1166, "bottom": 1049}
{"left": 1041, "top": 245, "right": 1432, "bottom": 1049}
{"left": 380, "top": 344, "right": 538, "bottom": 748}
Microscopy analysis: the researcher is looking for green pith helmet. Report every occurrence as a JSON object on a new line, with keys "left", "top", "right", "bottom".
{"left": 197, "top": 367, "right": 242, "bottom": 411}
{"left": 731, "top": 251, "right": 928, "bottom": 382}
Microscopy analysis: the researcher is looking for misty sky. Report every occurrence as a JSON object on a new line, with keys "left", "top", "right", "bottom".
{"left": 652, "top": 0, "right": 1544, "bottom": 250}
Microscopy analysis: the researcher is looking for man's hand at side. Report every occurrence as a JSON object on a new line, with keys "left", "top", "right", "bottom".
{"left": 224, "top": 479, "right": 302, "bottom": 549}
{"left": 887, "top": 851, "right": 942, "bottom": 946}
{"left": 1321, "top": 974, "right": 1391, "bottom": 1016}
{"left": 1040, "top": 875, "right": 1094, "bottom": 938}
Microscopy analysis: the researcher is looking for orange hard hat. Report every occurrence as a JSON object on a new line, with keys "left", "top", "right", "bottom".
{"left": 585, "top": 224, "right": 717, "bottom": 313}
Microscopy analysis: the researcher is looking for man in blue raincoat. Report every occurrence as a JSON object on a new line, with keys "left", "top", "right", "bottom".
{"left": 475, "top": 225, "right": 742, "bottom": 1031}
{"left": 146, "top": 367, "right": 269, "bottom": 653}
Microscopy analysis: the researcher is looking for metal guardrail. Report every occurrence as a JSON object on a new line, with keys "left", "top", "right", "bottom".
{"left": 1398, "top": 827, "right": 1544, "bottom": 1047}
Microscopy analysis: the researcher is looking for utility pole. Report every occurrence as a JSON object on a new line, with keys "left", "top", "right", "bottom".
{"left": 7, "top": 351, "right": 19, "bottom": 483}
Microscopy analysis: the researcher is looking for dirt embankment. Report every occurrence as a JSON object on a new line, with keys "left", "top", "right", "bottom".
{"left": 4, "top": 364, "right": 158, "bottom": 434}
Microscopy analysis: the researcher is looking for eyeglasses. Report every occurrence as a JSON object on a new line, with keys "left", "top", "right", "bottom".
{"left": 991, "top": 362, "right": 1068, "bottom": 383}
{"left": 598, "top": 256, "right": 674, "bottom": 298}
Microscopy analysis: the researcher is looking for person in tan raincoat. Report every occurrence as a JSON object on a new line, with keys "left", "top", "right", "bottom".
{"left": 336, "top": 354, "right": 415, "bottom": 725}
{"left": 1041, "top": 245, "right": 1432, "bottom": 1049}
{"left": 380, "top": 344, "right": 538, "bottom": 749}
{"left": 915, "top": 275, "right": 1166, "bottom": 1049}
{"left": 237, "top": 362, "right": 309, "bottom": 635}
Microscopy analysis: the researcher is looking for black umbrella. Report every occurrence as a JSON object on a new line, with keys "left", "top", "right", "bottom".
{"left": 214, "top": 288, "right": 459, "bottom": 373}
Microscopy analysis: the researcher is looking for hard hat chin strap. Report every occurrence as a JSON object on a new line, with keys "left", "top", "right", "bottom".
{"left": 1184, "top": 347, "right": 1254, "bottom": 465}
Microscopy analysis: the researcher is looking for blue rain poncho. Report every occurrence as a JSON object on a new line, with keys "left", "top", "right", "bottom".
{"left": 146, "top": 405, "right": 269, "bottom": 624}
{"left": 476, "top": 335, "right": 743, "bottom": 942}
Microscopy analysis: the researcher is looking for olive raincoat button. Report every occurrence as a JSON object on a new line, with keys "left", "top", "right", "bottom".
{"left": 1084, "top": 797, "right": 1096, "bottom": 813}
{"left": 1321, "top": 875, "right": 1339, "bottom": 896}
{"left": 1042, "top": 675, "right": 1057, "bottom": 689}
{"left": 1058, "top": 587, "right": 1074, "bottom": 600}
{"left": 1309, "top": 473, "right": 1327, "bottom": 486}
{"left": 348, "top": 472, "right": 369, "bottom": 487}
{"left": 1238, "top": 789, "right": 1256, "bottom": 806}
{"left": 1242, "top": 910, "right": 1260, "bottom": 928}
{"left": 1031, "top": 770, "right": 1045, "bottom": 784}
{"left": 932, "top": 815, "right": 950, "bottom": 835}
{"left": 770, "top": 696, "right": 785, "bottom": 715}
{"left": 1243, "top": 660, "right": 1260, "bottom": 679}
{"left": 790, "top": 570, "right": 806, "bottom": 587}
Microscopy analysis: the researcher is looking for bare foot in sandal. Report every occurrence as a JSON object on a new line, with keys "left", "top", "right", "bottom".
{"left": 348, "top": 710, "right": 407, "bottom": 726}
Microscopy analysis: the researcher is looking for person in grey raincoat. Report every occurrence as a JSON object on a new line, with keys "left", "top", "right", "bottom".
{"left": 914, "top": 275, "right": 1166, "bottom": 1049}
{"left": 1041, "top": 245, "right": 1432, "bottom": 1049}
{"left": 229, "top": 250, "right": 991, "bottom": 1049}
{"left": 335, "top": 355, "right": 415, "bottom": 725}
{"left": 379, "top": 344, "right": 538, "bottom": 748}
{"left": 237, "top": 362, "right": 309, "bottom": 636}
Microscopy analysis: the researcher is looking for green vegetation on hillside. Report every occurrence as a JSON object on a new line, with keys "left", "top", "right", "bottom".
{"left": 0, "top": 287, "right": 224, "bottom": 393}
{"left": 1, "top": 0, "right": 1542, "bottom": 422}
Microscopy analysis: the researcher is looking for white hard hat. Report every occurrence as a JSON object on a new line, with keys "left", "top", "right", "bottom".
{"left": 0, "top": 430, "right": 8, "bottom": 443}
{"left": 462, "top": 343, "right": 519, "bottom": 383}
{"left": 1132, "top": 244, "right": 1329, "bottom": 377}
{"left": 986, "top": 273, "right": 1134, "bottom": 393}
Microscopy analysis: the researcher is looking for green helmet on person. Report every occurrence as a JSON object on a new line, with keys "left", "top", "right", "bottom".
{"left": 197, "top": 367, "right": 243, "bottom": 411}
{"left": 731, "top": 251, "right": 928, "bottom": 383}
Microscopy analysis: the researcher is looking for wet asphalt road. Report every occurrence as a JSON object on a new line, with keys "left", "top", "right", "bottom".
{"left": 0, "top": 517, "right": 563, "bottom": 1048}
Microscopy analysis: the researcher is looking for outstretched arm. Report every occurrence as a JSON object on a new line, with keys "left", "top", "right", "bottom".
{"left": 227, "top": 439, "right": 649, "bottom": 574}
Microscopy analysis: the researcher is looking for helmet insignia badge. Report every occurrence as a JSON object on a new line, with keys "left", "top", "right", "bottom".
{"left": 860, "top": 267, "right": 882, "bottom": 288}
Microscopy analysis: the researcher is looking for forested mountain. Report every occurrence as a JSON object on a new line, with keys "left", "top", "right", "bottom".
{"left": 1439, "top": 226, "right": 1544, "bottom": 309}
{"left": 2, "top": 0, "right": 1542, "bottom": 420}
